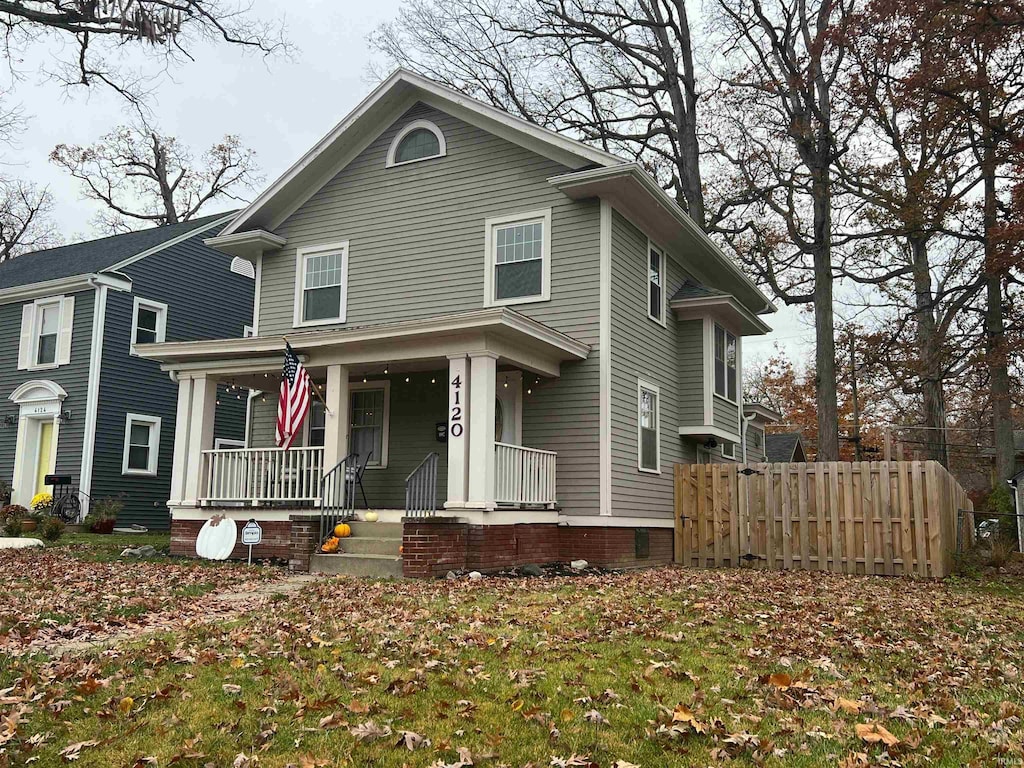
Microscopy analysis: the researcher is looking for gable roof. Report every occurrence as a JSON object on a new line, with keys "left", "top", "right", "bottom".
{"left": 220, "top": 69, "right": 625, "bottom": 236}
{"left": 0, "top": 213, "right": 234, "bottom": 292}
{"left": 765, "top": 433, "right": 806, "bottom": 463}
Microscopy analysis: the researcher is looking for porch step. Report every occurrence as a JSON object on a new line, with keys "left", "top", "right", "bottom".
{"left": 309, "top": 553, "right": 404, "bottom": 579}
{"left": 339, "top": 536, "right": 403, "bottom": 556}
{"left": 347, "top": 521, "right": 403, "bottom": 538}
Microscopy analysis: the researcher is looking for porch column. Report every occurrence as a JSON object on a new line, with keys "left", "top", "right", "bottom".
{"left": 466, "top": 351, "right": 498, "bottom": 510}
{"left": 323, "top": 365, "right": 350, "bottom": 472}
{"left": 445, "top": 354, "right": 470, "bottom": 509}
{"left": 182, "top": 374, "right": 218, "bottom": 505}
{"left": 168, "top": 376, "right": 194, "bottom": 506}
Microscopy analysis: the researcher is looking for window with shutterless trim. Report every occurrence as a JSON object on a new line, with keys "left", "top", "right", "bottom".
{"left": 294, "top": 241, "right": 349, "bottom": 326}
{"left": 122, "top": 413, "right": 161, "bottom": 476}
{"left": 483, "top": 209, "right": 552, "bottom": 307}
{"left": 648, "top": 242, "right": 665, "bottom": 323}
{"left": 714, "top": 324, "right": 738, "bottom": 402}
{"left": 386, "top": 119, "right": 447, "bottom": 167}
{"left": 131, "top": 296, "right": 168, "bottom": 350}
{"left": 637, "top": 379, "right": 660, "bottom": 473}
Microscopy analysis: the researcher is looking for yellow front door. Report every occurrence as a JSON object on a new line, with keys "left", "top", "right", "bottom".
{"left": 35, "top": 421, "right": 53, "bottom": 495}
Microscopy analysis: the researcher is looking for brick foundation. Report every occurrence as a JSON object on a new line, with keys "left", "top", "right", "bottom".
{"left": 402, "top": 518, "right": 673, "bottom": 577}
{"left": 170, "top": 514, "right": 320, "bottom": 570}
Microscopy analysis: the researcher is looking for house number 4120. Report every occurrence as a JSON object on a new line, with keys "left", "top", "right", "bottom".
{"left": 449, "top": 374, "right": 464, "bottom": 438}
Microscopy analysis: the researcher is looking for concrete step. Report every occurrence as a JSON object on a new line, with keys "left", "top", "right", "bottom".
{"left": 347, "top": 521, "right": 403, "bottom": 538}
{"left": 339, "top": 536, "right": 402, "bottom": 556}
{"left": 310, "top": 553, "right": 403, "bottom": 579}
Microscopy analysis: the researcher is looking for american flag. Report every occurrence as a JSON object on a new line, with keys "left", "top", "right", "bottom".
{"left": 276, "top": 342, "right": 311, "bottom": 449}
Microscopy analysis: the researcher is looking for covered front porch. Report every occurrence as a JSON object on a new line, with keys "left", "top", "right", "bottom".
{"left": 139, "top": 308, "right": 589, "bottom": 528}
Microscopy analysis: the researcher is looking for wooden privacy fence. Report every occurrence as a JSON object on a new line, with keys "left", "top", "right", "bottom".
{"left": 674, "top": 461, "right": 974, "bottom": 578}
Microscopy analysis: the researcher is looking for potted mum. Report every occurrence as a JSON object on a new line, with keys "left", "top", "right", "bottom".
{"left": 26, "top": 492, "right": 54, "bottom": 532}
{"left": 84, "top": 496, "right": 122, "bottom": 534}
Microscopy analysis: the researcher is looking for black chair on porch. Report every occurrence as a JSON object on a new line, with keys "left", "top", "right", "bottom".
{"left": 346, "top": 450, "right": 373, "bottom": 509}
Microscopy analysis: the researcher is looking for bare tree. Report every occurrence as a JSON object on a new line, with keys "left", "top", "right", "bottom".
{"left": 711, "top": 0, "right": 855, "bottom": 461}
{"left": 0, "top": 1, "right": 289, "bottom": 105}
{"left": 50, "top": 121, "right": 262, "bottom": 233}
{"left": 371, "top": 0, "right": 709, "bottom": 227}
{"left": 0, "top": 177, "right": 60, "bottom": 260}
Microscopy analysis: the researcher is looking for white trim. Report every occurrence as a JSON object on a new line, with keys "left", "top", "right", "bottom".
{"left": 599, "top": 200, "right": 612, "bottom": 516}
{"left": 122, "top": 413, "right": 162, "bottom": 477}
{"left": 9, "top": 379, "right": 68, "bottom": 404}
{"left": 219, "top": 69, "right": 622, "bottom": 237}
{"left": 293, "top": 240, "right": 350, "bottom": 328}
{"left": 230, "top": 256, "right": 256, "bottom": 279}
{"left": 204, "top": 228, "right": 287, "bottom": 256}
{"left": 385, "top": 118, "right": 447, "bottom": 167}
{"left": 702, "top": 317, "right": 713, "bottom": 424}
{"left": 251, "top": 251, "right": 263, "bottom": 334}
{"left": 78, "top": 282, "right": 109, "bottom": 518}
{"left": 646, "top": 239, "right": 667, "bottom": 326}
{"left": 0, "top": 271, "right": 131, "bottom": 306}
{"left": 130, "top": 296, "right": 168, "bottom": 353}
{"left": 559, "top": 514, "right": 676, "bottom": 529}
{"left": 214, "top": 437, "right": 245, "bottom": 449}
{"left": 483, "top": 208, "right": 552, "bottom": 308}
{"left": 349, "top": 379, "right": 391, "bottom": 468}
{"left": 678, "top": 424, "right": 742, "bottom": 444}
{"left": 720, "top": 442, "right": 737, "bottom": 460}
{"left": 671, "top": 294, "right": 773, "bottom": 336}
{"left": 637, "top": 378, "right": 661, "bottom": 474}
{"left": 712, "top": 323, "right": 739, "bottom": 404}
{"left": 9, "top": 382, "right": 67, "bottom": 507}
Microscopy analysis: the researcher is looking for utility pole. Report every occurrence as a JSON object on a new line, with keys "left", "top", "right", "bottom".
{"left": 850, "top": 333, "right": 862, "bottom": 461}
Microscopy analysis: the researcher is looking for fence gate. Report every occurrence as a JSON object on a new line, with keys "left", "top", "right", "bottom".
{"left": 674, "top": 461, "right": 974, "bottom": 578}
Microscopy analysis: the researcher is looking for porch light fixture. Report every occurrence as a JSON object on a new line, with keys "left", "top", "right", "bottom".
{"left": 404, "top": 376, "right": 410, "bottom": 383}
{"left": 383, "top": 364, "right": 389, "bottom": 375}
{"left": 362, "top": 376, "right": 368, "bottom": 383}
{"left": 58, "top": 410, "right": 72, "bottom": 424}
{"left": 2, "top": 415, "right": 15, "bottom": 428}
{"left": 503, "top": 376, "right": 508, "bottom": 388}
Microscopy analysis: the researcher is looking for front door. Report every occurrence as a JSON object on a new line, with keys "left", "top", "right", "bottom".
{"left": 495, "top": 371, "right": 522, "bottom": 445}
{"left": 35, "top": 421, "right": 54, "bottom": 495}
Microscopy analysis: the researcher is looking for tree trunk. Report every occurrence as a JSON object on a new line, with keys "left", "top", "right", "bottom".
{"left": 909, "top": 234, "right": 948, "bottom": 465}
{"left": 811, "top": 164, "right": 840, "bottom": 461}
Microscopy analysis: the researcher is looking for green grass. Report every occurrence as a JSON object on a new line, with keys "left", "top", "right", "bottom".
{"left": 53, "top": 531, "right": 172, "bottom": 561}
{"left": 1, "top": 566, "right": 1021, "bottom": 767}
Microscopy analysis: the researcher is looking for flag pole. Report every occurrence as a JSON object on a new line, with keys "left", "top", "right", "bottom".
{"left": 283, "top": 336, "right": 332, "bottom": 415}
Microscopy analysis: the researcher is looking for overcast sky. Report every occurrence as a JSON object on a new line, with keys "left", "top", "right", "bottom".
{"left": 3, "top": 0, "right": 811, "bottom": 361}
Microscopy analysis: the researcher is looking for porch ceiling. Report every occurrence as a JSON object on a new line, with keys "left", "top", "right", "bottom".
{"left": 135, "top": 307, "right": 591, "bottom": 379}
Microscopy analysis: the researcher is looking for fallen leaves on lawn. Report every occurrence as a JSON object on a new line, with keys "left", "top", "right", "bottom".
{"left": 855, "top": 722, "right": 900, "bottom": 747}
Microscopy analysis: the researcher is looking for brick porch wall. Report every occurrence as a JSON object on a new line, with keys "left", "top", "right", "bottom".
{"left": 558, "top": 526, "right": 673, "bottom": 569}
{"left": 170, "top": 517, "right": 293, "bottom": 561}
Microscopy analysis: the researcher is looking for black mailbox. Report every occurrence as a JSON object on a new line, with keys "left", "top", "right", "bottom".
{"left": 44, "top": 474, "right": 72, "bottom": 486}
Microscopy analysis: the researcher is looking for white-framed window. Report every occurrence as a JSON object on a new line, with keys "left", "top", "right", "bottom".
{"left": 386, "top": 119, "right": 446, "bottom": 167}
{"left": 637, "top": 379, "right": 660, "bottom": 473}
{"left": 750, "top": 427, "right": 764, "bottom": 451}
{"left": 122, "top": 413, "right": 161, "bottom": 476}
{"left": 131, "top": 297, "right": 168, "bottom": 351}
{"left": 714, "top": 324, "right": 738, "bottom": 402}
{"left": 18, "top": 296, "right": 75, "bottom": 371}
{"left": 648, "top": 242, "right": 666, "bottom": 324}
{"left": 721, "top": 441, "right": 736, "bottom": 460}
{"left": 484, "top": 209, "right": 552, "bottom": 307}
{"left": 214, "top": 438, "right": 245, "bottom": 449}
{"left": 350, "top": 381, "right": 391, "bottom": 468}
{"left": 294, "top": 241, "right": 349, "bottom": 327}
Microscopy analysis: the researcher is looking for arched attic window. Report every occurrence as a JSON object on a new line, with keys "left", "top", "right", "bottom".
{"left": 386, "top": 119, "right": 446, "bottom": 167}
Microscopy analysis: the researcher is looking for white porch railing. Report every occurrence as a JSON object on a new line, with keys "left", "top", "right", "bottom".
{"left": 201, "top": 447, "right": 325, "bottom": 505}
{"left": 494, "top": 442, "right": 557, "bottom": 507}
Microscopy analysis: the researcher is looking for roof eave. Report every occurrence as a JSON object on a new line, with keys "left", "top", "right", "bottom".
{"left": 670, "top": 295, "right": 773, "bottom": 336}
{"left": 550, "top": 164, "right": 777, "bottom": 317}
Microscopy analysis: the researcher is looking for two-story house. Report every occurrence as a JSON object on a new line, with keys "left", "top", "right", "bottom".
{"left": 139, "top": 70, "right": 776, "bottom": 575}
{"left": 0, "top": 214, "right": 253, "bottom": 527}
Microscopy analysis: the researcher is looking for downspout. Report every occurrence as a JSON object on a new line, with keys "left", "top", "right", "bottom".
{"left": 78, "top": 278, "right": 109, "bottom": 519}
{"left": 741, "top": 412, "right": 757, "bottom": 464}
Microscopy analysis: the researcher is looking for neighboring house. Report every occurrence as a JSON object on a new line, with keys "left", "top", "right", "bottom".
{"left": 139, "top": 70, "right": 776, "bottom": 575}
{"left": 765, "top": 433, "right": 808, "bottom": 463}
{"left": 0, "top": 214, "right": 253, "bottom": 527}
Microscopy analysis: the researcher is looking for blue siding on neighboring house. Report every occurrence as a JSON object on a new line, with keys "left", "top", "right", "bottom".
{"left": 89, "top": 227, "right": 252, "bottom": 528}
{"left": 0, "top": 289, "right": 94, "bottom": 501}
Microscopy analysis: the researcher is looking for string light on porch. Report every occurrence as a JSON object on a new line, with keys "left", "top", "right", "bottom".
{"left": 383, "top": 363, "right": 389, "bottom": 375}
{"left": 503, "top": 375, "right": 509, "bottom": 388}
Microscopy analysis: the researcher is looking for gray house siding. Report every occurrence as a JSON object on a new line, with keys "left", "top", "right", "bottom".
{"left": 608, "top": 210, "right": 695, "bottom": 519}
{"left": 0, "top": 289, "right": 93, "bottom": 501}
{"left": 676, "top": 319, "right": 704, "bottom": 426}
{"left": 745, "top": 422, "right": 766, "bottom": 462}
{"left": 90, "top": 229, "right": 252, "bottom": 528}
{"left": 713, "top": 395, "right": 740, "bottom": 436}
{"left": 256, "top": 103, "right": 602, "bottom": 516}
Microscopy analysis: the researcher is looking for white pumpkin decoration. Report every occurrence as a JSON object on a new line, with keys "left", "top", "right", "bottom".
{"left": 196, "top": 515, "right": 237, "bottom": 560}
{"left": 364, "top": 511, "right": 379, "bottom": 523}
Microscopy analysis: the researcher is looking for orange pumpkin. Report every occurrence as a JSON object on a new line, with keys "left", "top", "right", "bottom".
{"left": 334, "top": 523, "right": 352, "bottom": 538}
{"left": 321, "top": 536, "right": 341, "bottom": 553}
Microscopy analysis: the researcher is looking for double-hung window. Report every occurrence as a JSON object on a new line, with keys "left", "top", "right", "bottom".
{"left": 122, "top": 413, "right": 161, "bottom": 476}
{"left": 485, "top": 209, "right": 551, "bottom": 306}
{"left": 131, "top": 297, "right": 168, "bottom": 350}
{"left": 648, "top": 244, "right": 665, "bottom": 323}
{"left": 637, "top": 379, "right": 660, "bottom": 473}
{"left": 349, "top": 382, "right": 390, "bottom": 468}
{"left": 296, "top": 242, "right": 348, "bottom": 326}
{"left": 714, "top": 324, "right": 738, "bottom": 402}
{"left": 35, "top": 301, "right": 60, "bottom": 366}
